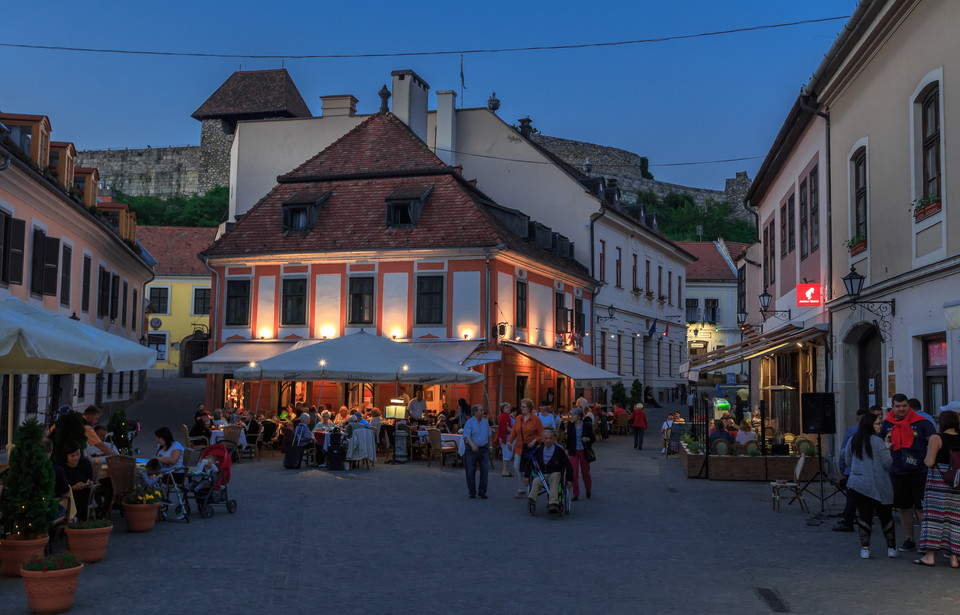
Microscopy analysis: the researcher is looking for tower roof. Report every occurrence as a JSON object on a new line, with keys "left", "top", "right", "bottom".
{"left": 192, "top": 68, "right": 312, "bottom": 121}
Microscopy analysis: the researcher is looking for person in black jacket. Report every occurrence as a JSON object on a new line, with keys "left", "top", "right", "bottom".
{"left": 524, "top": 429, "right": 574, "bottom": 514}
{"left": 564, "top": 407, "right": 595, "bottom": 500}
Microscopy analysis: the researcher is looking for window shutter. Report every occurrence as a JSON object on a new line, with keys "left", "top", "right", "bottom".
{"left": 7, "top": 218, "right": 25, "bottom": 285}
{"left": 30, "top": 229, "right": 44, "bottom": 294}
{"left": 110, "top": 274, "right": 120, "bottom": 320}
{"left": 42, "top": 236, "right": 59, "bottom": 296}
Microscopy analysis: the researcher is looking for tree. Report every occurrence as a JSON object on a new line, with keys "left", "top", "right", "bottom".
{"left": 107, "top": 408, "right": 130, "bottom": 454}
{"left": 50, "top": 411, "right": 87, "bottom": 466}
{"left": 1, "top": 419, "right": 59, "bottom": 537}
{"left": 116, "top": 186, "right": 228, "bottom": 228}
{"left": 611, "top": 383, "right": 628, "bottom": 408}
{"left": 637, "top": 192, "right": 757, "bottom": 243}
{"left": 639, "top": 157, "right": 653, "bottom": 180}
{"left": 629, "top": 379, "right": 644, "bottom": 408}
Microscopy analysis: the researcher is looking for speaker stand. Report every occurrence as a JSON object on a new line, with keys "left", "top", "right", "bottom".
{"left": 800, "top": 432, "right": 829, "bottom": 512}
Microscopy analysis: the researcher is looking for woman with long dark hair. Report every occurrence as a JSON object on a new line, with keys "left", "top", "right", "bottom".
{"left": 842, "top": 411, "right": 896, "bottom": 559}
{"left": 155, "top": 427, "right": 184, "bottom": 471}
{"left": 915, "top": 410, "right": 960, "bottom": 567}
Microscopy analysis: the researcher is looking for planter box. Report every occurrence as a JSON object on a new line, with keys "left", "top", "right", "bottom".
{"left": 849, "top": 240, "right": 867, "bottom": 256}
{"left": 914, "top": 201, "right": 941, "bottom": 222}
{"left": 708, "top": 455, "right": 766, "bottom": 481}
{"left": 678, "top": 445, "right": 705, "bottom": 478}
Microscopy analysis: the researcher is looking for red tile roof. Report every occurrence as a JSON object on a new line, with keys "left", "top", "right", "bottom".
{"left": 205, "top": 114, "right": 591, "bottom": 282}
{"left": 281, "top": 113, "right": 447, "bottom": 179}
{"left": 138, "top": 226, "right": 218, "bottom": 276}
{"left": 676, "top": 241, "right": 736, "bottom": 281}
{"left": 192, "top": 69, "right": 311, "bottom": 120}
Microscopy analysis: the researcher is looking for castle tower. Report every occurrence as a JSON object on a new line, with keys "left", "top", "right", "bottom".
{"left": 191, "top": 68, "right": 312, "bottom": 193}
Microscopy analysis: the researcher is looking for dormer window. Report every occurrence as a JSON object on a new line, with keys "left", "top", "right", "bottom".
{"left": 282, "top": 191, "right": 329, "bottom": 233}
{"left": 385, "top": 184, "right": 432, "bottom": 228}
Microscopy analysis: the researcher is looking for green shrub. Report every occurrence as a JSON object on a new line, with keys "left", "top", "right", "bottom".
{"left": 107, "top": 408, "right": 130, "bottom": 454}
{"left": 0, "top": 419, "right": 59, "bottom": 537}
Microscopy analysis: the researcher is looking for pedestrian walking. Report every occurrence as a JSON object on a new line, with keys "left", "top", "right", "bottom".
{"left": 564, "top": 407, "right": 594, "bottom": 500}
{"left": 842, "top": 412, "right": 896, "bottom": 559}
{"left": 880, "top": 393, "right": 936, "bottom": 552}
{"left": 834, "top": 406, "right": 882, "bottom": 532}
{"left": 462, "top": 404, "right": 490, "bottom": 499}
{"left": 915, "top": 409, "right": 960, "bottom": 567}
{"left": 628, "top": 402, "right": 648, "bottom": 450}
{"left": 494, "top": 402, "right": 515, "bottom": 477}
{"left": 507, "top": 398, "right": 543, "bottom": 498}
{"left": 686, "top": 391, "right": 695, "bottom": 422}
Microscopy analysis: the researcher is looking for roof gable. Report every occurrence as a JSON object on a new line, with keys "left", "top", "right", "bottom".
{"left": 192, "top": 69, "right": 311, "bottom": 120}
{"left": 676, "top": 241, "right": 736, "bottom": 281}
{"left": 137, "top": 226, "right": 218, "bottom": 275}
{"left": 281, "top": 113, "right": 447, "bottom": 180}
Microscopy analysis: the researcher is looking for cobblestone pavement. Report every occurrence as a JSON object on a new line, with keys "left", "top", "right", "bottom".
{"left": 2, "top": 382, "right": 958, "bottom": 614}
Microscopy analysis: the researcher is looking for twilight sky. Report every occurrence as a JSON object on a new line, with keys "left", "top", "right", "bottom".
{"left": 0, "top": 0, "right": 856, "bottom": 190}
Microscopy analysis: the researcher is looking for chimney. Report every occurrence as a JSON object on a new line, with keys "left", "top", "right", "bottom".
{"left": 518, "top": 117, "right": 532, "bottom": 139}
{"left": 435, "top": 90, "right": 457, "bottom": 166}
{"left": 391, "top": 69, "right": 430, "bottom": 142}
{"left": 319, "top": 95, "right": 358, "bottom": 117}
{"left": 378, "top": 85, "right": 391, "bottom": 114}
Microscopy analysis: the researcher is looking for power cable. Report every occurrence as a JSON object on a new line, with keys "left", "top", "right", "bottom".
{"left": 0, "top": 16, "right": 850, "bottom": 60}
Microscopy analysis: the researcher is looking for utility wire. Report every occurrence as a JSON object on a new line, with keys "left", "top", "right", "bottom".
{"left": 0, "top": 16, "right": 850, "bottom": 60}
{"left": 436, "top": 146, "right": 763, "bottom": 168}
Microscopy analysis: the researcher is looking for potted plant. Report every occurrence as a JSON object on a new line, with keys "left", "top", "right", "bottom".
{"left": 909, "top": 193, "right": 941, "bottom": 221}
{"left": 65, "top": 518, "right": 114, "bottom": 563}
{"left": 106, "top": 408, "right": 131, "bottom": 454}
{"left": 20, "top": 552, "right": 84, "bottom": 614}
{"left": 122, "top": 487, "right": 163, "bottom": 532}
{"left": 843, "top": 234, "right": 867, "bottom": 256}
{"left": 0, "top": 420, "right": 59, "bottom": 577}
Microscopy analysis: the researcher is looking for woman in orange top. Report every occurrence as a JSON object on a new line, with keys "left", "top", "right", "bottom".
{"left": 507, "top": 398, "right": 543, "bottom": 498}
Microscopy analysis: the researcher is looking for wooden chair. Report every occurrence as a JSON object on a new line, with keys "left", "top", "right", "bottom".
{"left": 615, "top": 413, "right": 629, "bottom": 435}
{"left": 240, "top": 431, "right": 261, "bottom": 461}
{"left": 711, "top": 439, "right": 732, "bottom": 456}
{"left": 743, "top": 440, "right": 761, "bottom": 456}
{"left": 770, "top": 455, "right": 809, "bottom": 513}
{"left": 411, "top": 430, "right": 429, "bottom": 461}
{"left": 221, "top": 425, "right": 243, "bottom": 462}
{"left": 106, "top": 455, "right": 137, "bottom": 518}
{"left": 182, "top": 447, "right": 201, "bottom": 471}
{"left": 793, "top": 436, "right": 815, "bottom": 456}
{"left": 182, "top": 424, "right": 208, "bottom": 450}
{"left": 426, "top": 429, "right": 457, "bottom": 468}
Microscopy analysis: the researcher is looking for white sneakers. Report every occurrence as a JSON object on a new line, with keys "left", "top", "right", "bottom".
{"left": 860, "top": 547, "right": 870, "bottom": 559}
{"left": 888, "top": 548, "right": 898, "bottom": 558}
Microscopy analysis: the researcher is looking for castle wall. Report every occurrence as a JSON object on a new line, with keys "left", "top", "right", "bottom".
{"left": 76, "top": 146, "right": 200, "bottom": 197}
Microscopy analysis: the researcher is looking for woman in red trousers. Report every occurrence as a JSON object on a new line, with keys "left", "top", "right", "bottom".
{"left": 564, "top": 407, "right": 595, "bottom": 501}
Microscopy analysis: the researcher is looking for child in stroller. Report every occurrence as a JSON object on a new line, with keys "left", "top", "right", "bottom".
{"left": 184, "top": 442, "right": 238, "bottom": 518}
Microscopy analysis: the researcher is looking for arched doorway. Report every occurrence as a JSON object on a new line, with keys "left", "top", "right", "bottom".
{"left": 180, "top": 333, "right": 210, "bottom": 378}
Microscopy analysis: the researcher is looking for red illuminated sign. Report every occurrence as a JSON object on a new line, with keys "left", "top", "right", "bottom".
{"left": 796, "top": 284, "right": 821, "bottom": 306}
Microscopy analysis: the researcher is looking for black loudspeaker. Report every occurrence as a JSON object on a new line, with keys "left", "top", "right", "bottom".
{"left": 801, "top": 392, "right": 836, "bottom": 434}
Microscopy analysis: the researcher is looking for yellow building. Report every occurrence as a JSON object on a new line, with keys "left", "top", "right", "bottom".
{"left": 137, "top": 227, "right": 217, "bottom": 377}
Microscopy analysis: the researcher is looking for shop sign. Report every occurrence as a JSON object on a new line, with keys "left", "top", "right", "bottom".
{"left": 796, "top": 284, "right": 821, "bottom": 306}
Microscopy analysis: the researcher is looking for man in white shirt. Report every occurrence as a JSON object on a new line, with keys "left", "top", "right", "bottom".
{"left": 660, "top": 416, "right": 675, "bottom": 454}
{"left": 406, "top": 389, "right": 428, "bottom": 427}
{"left": 686, "top": 391, "right": 696, "bottom": 422}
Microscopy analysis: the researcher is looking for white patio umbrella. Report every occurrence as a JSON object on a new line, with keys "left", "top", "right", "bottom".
{"left": 232, "top": 330, "right": 485, "bottom": 385}
{"left": 0, "top": 297, "right": 157, "bottom": 449}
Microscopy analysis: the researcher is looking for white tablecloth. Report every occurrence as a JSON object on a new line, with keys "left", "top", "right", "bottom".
{"left": 210, "top": 430, "right": 247, "bottom": 447}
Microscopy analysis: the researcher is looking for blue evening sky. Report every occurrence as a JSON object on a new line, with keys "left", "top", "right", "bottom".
{"left": 0, "top": 0, "right": 856, "bottom": 190}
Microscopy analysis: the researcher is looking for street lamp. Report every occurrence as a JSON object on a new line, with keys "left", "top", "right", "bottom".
{"left": 841, "top": 264, "right": 895, "bottom": 337}
{"left": 596, "top": 305, "right": 616, "bottom": 324}
{"left": 758, "top": 288, "right": 791, "bottom": 321}
{"left": 737, "top": 310, "right": 760, "bottom": 332}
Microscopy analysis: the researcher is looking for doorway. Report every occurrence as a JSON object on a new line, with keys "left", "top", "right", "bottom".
{"left": 180, "top": 334, "right": 210, "bottom": 378}
{"left": 515, "top": 375, "right": 529, "bottom": 406}
{"left": 556, "top": 377, "right": 566, "bottom": 409}
{"left": 924, "top": 334, "right": 948, "bottom": 411}
{"left": 858, "top": 326, "right": 882, "bottom": 410}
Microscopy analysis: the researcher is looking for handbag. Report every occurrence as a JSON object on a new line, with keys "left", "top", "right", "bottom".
{"left": 585, "top": 446, "right": 597, "bottom": 463}
{"left": 937, "top": 446, "right": 960, "bottom": 489}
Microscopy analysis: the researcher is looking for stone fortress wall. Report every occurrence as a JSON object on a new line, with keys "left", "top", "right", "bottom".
{"left": 531, "top": 134, "right": 753, "bottom": 222}
{"left": 76, "top": 145, "right": 200, "bottom": 198}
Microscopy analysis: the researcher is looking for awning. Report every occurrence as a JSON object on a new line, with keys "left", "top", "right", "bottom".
{"left": 684, "top": 324, "right": 828, "bottom": 379}
{"left": 192, "top": 339, "right": 321, "bottom": 375}
{"left": 462, "top": 349, "right": 501, "bottom": 368}
{"left": 504, "top": 343, "right": 620, "bottom": 387}
{"left": 406, "top": 339, "right": 481, "bottom": 365}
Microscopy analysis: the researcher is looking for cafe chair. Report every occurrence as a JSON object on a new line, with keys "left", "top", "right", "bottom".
{"left": 426, "top": 429, "right": 457, "bottom": 468}
{"left": 411, "top": 431, "right": 430, "bottom": 461}
{"left": 221, "top": 425, "right": 244, "bottom": 463}
{"left": 106, "top": 455, "right": 137, "bottom": 518}
{"left": 240, "top": 431, "right": 261, "bottom": 461}
{"left": 711, "top": 439, "right": 732, "bottom": 456}
{"left": 742, "top": 440, "right": 761, "bottom": 456}
{"left": 792, "top": 436, "right": 815, "bottom": 457}
{"left": 182, "top": 424, "right": 208, "bottom": 451}
{"left": 182, "top": 447, "right": 202, "bottom": 471}
{"left": 615, "top": 413, "right": 629, "bottom": 435}
{"left": 769, "top": 455, "right": 809, "bottom": 513}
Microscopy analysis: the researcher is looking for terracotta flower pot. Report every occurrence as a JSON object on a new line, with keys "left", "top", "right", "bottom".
{"left": 0, "top": 535, "right": 49, "bottom": 578}
{"left": 123, "top": 502, "right": 160, "bottom": 532}
{"left": 65, "top": 525, "right": 113, "bottom": 563}
{"left": 21, "top": 563, "right": 83, "bottom": 614}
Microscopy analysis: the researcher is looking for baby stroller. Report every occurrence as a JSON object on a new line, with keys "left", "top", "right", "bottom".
{"left": 525, "top": 451, "right": 571, "bottom": 517}
{"left": 158, "top": 470, "right": 191, "bottom": 523}
{"left": 184, "top": 442, "right": 238, "bottom": 518}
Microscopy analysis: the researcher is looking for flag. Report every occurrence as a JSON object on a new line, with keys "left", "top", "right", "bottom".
{"left": 663, "top": 322, "right": 669, "bottom": 337}
{"left": 647, "top": 320, "right": 657, "bottom": 337}
{"left": 460, "top": 54, "right": 466, "bottom": 91}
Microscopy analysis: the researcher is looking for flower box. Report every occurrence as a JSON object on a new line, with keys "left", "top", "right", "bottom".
{"left": 678, "top": 444, "right": 704, "bottom": 478}
{"left": 708, "top": 454, "right": 766, "bottom": 481}
{"left": 849, "top": 239, "right": 867, "bottom": 256}
{"left": 914, "top": 200, "right": 941, "bottom": 222}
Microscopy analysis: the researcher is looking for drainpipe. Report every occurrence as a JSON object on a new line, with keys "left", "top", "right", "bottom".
{"left": 200, "top": 253, "right": 219, "bottom": 411}
{"left": 589, "top": 207, "right": 607, "bottom": 401}
{"left": 483, "top": 243, "right": 505, "bottom": 412}
{"left": 0, "top": 123, "right": 11, "bottom": 172}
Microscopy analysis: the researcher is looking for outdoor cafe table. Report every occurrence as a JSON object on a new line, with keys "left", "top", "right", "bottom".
{"left": 416, "top": 431, "right": 465, "bottom": 456}
{"left": 210, "top": 429, "right": 248, "bottom": 447}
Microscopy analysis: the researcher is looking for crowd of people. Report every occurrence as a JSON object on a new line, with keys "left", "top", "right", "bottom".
{"left": 834, "top": 394, "right": 960, "bottom": 565}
